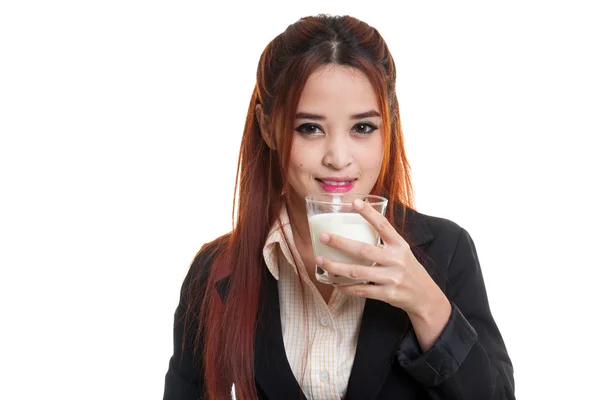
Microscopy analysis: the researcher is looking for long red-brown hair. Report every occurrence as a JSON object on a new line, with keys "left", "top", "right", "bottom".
{"left": 184, "top": 14, "right": 415, "bottom": 399}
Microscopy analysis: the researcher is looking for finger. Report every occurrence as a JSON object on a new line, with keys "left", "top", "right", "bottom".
{"left": 352, "top": 199, "right": 405, "bottom": 246}
{"left": 319, "top": 232, "right": 393, "bottom": 266}
{"left": 336, "top": 282, "right": 387, "bottom": 301}
{"left": 316, "top": 256, "right": 384, "bottom": 284}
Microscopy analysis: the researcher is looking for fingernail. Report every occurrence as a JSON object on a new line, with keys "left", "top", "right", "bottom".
{"left": 320, "top": 233, "right": 330, "bottom": 243}
{"left": 353, "top": 199, "right": 365, "bottom": 210}
{"left": 315, "top": 256, "right": 324, "bottom": 265}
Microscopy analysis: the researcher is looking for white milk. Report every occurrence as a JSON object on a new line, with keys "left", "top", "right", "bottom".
{"left": 308, "top": 212, "right": 379, "bottom": 265}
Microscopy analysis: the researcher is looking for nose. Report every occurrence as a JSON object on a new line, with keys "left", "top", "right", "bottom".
{"left": 322, "top": 134, "right": 353, "bottom": 170}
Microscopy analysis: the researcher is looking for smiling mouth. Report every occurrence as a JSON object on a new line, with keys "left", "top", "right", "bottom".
{"left": 315, "top": 178, "right": 356, "bottom": 186}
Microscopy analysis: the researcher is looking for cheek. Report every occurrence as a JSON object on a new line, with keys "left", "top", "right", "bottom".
{"left": 362, "top": 137, "right": 384, "bottom": 172}
{"left": 289, "top": 148, "right": 303, "bottom": 172}
{"left": 290, "top": 142, "right": 315, "bottom": 173}
{"left": 288, "top": 155, "right": 307, "bottom": 184}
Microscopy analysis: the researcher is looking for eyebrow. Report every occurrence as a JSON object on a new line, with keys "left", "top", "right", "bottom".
{"left": 295, "top": 110, "right": 382, "bottom": 120}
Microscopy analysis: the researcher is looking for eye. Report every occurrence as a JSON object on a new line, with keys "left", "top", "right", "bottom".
{"left": 294, "top": 123, "right": 325, "bottom": 136}
{"left": 352, "top": 123, "right": 378, "bottom": 135}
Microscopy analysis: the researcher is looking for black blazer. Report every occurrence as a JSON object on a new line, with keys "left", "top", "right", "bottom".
{"left": 163, "top": 206, "right": 515, "bottom": 399}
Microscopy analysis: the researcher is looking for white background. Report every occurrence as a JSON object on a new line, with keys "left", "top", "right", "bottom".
{"left": 1, "top": 1, "right": 598, "bottom": 399}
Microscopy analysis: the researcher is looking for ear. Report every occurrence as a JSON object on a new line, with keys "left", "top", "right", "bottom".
{"left": 255, "top": 104, "right": 276, "bottom": 150}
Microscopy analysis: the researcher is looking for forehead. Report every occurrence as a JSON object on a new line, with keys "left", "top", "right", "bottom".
{"left": 297, "top": 65, "right": 380, "bottom": 113}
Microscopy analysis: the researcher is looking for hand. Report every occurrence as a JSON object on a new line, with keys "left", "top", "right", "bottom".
{"left": 316, "top": 199, "right": 450, "bottom": 323}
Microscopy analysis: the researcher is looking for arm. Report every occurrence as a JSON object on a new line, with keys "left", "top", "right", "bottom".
{"left": 163, "top": 285, "right": 204, "bottom": 399}
{"left": 163, "top": 248, "right": 212, "bottom": 400}
{"left": 397, "top": 228, "right": 515, "bottom": 400}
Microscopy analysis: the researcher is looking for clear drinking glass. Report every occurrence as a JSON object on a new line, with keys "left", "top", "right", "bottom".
{"left": 305, "top": 193, "right": 388, "bottom": 285}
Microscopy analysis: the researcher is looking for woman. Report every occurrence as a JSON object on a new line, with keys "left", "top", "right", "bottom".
{"left": 163, "top": 14, "right": 515, "bottom": 400}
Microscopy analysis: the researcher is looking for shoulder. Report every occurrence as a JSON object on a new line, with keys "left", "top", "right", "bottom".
{"left": 190, "top": 233, "right": 231, "bottom": 274}
{"left": 412, "top": 209, "right": 463, "bottom": 242}
{"left": 181, "top": 233, "right": 231, "bottom": 297}
{"left": 395, "top": 204, "right": 480, "bottom": 285}
{"left": 394, "top": 203, "right": 464, "bottom": 249}
{"left": 403, "top": 206, "right": 485, "bottom": 280}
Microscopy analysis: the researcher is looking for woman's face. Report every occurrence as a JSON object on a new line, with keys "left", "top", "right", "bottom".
{"left": 287, "top": 64, "right": 384, "bottom": 203}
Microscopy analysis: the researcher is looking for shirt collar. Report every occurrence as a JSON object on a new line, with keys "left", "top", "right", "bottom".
{"left": 263, "top": 206, "right": 298, "bottom": 280}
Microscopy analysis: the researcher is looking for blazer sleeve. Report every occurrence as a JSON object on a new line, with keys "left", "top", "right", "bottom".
{"left": 163, "top": 249, "right": 210, "bottom": 400}
{"left": 396, "top": 228, "right": 516, "bottom": 400}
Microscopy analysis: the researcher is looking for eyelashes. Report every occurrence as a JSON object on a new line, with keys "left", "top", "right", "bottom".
{"left": 352, "top": 123, "right": 378, "bottom": 135}
{"left": 294, "top": 124, "right": 324, "bottom": 135}
{"left": 294, "top": 122, "right": 378, "bottom": 136}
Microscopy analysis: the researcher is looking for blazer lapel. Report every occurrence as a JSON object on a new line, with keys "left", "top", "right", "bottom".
{"left": 346, "top": 205, "right": 435, "bottom": 400}
{"left": 254, "top": 272, "right": 305, "bottom": 399}
{"left": 218, "top": 271, "right": 304, "bottom": 399}
{"left": 345, "top": 299, "right": 410, "bottom": 400}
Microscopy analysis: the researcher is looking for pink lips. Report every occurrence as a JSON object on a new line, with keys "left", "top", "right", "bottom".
{"left": 316, "top": 178, "right": 356, "bottom": 193}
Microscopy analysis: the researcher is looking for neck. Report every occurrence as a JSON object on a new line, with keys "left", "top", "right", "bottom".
{"left": 287, "top": 199, "right": 311, "bottom": 249}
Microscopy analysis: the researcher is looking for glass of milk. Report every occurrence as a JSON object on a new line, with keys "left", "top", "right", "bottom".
{"left": 305, "top": 193, "right": 388, "bottom": 285}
